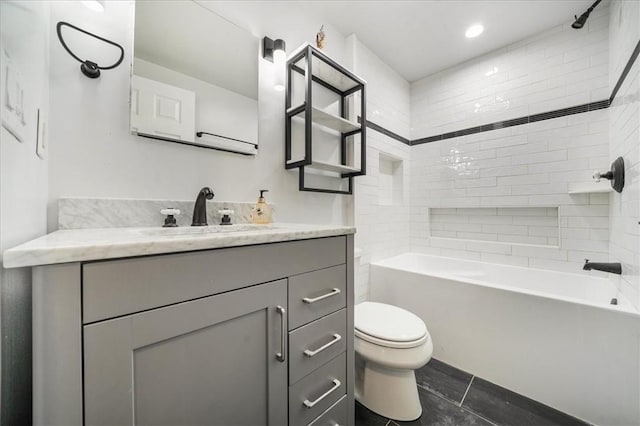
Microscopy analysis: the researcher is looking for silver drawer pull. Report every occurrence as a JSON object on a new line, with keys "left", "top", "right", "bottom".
{"left": 303, "top": 379, "right": 341, "bottom": 409}
{"left": 302, "top": 288, "right": 341, "bottom": 304}
{"left": 304, "top": 334, "right": 342, "bottom": 357}
{"left": 276, "top": 306, "right": 286, "bottom": 362}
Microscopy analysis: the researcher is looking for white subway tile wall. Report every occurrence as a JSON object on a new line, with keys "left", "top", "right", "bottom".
{"left": 410, "top": 108, "right": 610, "bottom": 275}
{"left": 350, "top": 36, "right": 411, "bottom": 303}
{"left": 354, "top": 40, "right": 411, "bottom": 140}
{"left": 410, "top": 4, "right": 610, "bottom": 140}
{"left": 430, "top": 207, "right": 559, "bottom": 246}
{"left": 608, "top": 0, "right": 640, "bottom": 309}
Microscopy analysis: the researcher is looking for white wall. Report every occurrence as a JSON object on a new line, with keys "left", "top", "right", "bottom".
{"left": 608, "top": 0, "right": 640, "bottom": 309}
{"left": 411, "top": 3, "right": 610, "bottom": 140}
{"left": 409, "top": 9, "right": 613, "bottom": 276}
{"left": 0, "top": 1, "right": 50, "bottom": 253}
{"left": 47, "top": 1, "right": 353, "bottom": 232}
{"left": 0, "top": 1, "right": 50, "bottom": 422}
{"left": 350, "top": 35, "right": 411, "bottom": 302}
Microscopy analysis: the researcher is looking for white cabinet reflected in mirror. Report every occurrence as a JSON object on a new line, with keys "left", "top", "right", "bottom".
{"left": 130, "top": 0, "right": 259, "bottom": 155}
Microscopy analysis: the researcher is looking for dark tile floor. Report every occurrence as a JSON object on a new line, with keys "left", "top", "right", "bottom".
{"left": 355, "top": 359, "right": 591, "bottom": 426}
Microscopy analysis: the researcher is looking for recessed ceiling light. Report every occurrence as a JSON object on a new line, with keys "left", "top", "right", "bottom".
{"left": 465, "top": 24, "right": 484, "bottom": 38}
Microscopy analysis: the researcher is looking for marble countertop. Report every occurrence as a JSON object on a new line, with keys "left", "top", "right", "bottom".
{"left": 2, "top": 223, "right": 356, "bottom": 268}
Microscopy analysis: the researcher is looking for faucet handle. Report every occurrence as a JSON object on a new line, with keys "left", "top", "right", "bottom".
{"left": 161, "top": 208, "right": 181, "bottom": 216}
{"left": 161, "top": 208, "right": 181, "bottom": 227}
{"left": 218, "top": 209, "right": 234, "bottom": 225}
{"left": 584, "top": 258, "right": 589, "bottom": 264}
{"left": 593, "top": 170, "right": 613, "bottom": 182}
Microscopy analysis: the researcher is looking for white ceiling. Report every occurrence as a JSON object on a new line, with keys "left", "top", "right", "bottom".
{"left": 296, "top": 0, "right": 597, "bottom": 82}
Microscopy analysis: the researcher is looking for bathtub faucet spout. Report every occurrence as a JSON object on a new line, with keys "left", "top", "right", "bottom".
{"left": 583, "top": 259, "right": 622, "bottom": 275}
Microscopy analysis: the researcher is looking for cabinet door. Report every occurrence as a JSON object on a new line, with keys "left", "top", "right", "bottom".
{"left": 130, "top": 75, "right": 196, "bottom": 142}
{"left": 84, "top": 279, "right": 288, "bottom": 426}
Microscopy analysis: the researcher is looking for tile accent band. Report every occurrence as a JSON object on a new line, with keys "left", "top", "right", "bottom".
{"left": 360, "top": 118, "right": 411, "bottom": 145}
{"left": 363, "top": 40, "right": 639, "bottom": 147}
{"left": 411, "top": 100, "right": 610, "bottom": 146}
{"left": 610, "top": 39, "right": 640, "bottom": 104}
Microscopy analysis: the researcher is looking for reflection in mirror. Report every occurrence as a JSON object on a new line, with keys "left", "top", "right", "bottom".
{"left": 131, "top": 0, "right": 259, "bottom": 155}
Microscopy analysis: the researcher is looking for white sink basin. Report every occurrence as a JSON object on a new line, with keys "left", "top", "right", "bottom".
{"left": 137, "top": 224, "right": 273, "bottom": 237}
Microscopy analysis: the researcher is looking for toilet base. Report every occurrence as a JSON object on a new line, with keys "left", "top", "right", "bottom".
{"left": 355, "top": 358, "right": 422, "bottom": 421}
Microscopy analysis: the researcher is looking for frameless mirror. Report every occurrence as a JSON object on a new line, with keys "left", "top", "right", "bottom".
{"left": 130, "top": 0, "right": 259, "bottom": 155}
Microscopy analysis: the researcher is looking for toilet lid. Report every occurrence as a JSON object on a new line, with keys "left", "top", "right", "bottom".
{"left": 355, "top": 302, "right": 427, "bottom": 343}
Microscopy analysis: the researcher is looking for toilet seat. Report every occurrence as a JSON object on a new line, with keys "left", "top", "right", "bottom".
{"left": 355, "top": 329, "right": 428, "bottom": 349}
{"left": 355, "top": 302, "right": 428, "bottom": 349}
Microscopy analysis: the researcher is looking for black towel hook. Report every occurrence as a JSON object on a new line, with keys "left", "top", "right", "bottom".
{"left": 56, "top": 21, "right": 124, "bottom": 79}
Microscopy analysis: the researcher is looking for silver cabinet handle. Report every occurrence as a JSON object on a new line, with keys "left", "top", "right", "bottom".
{"left": 304, "top": 334, "right": 342, "bottom": 357}
{"left": 276, "top": 306, "right": 286, "bottom": 362}
{"left": 302, "top": 288, "right": 341, "bottom": 304}
{"left": 303, "top": 379, "right": 341, "bottom": 409}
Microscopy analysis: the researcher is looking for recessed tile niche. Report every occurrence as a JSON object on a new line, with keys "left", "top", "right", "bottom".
{"left": 429, "top": 207, "right": 559, "bottom": 246}
{"left": 378, "top": 153, "right": 403, "bottom": 206}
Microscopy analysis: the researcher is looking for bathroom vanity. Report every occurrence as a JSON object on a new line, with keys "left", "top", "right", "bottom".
{"left": 4, "top": 224, "right": 355, "bottom": 425}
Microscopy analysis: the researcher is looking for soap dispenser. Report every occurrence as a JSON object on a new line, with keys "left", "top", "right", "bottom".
{"left": 251, "top": 190, "right": 271, "bottom": 224}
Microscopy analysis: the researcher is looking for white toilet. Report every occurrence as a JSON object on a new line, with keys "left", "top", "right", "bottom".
{"left": 354, "top": 301, "right": 433, "bottom": 421}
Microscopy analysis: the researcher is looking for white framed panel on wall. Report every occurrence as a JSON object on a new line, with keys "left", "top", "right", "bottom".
{"left": 130, "top": 75, "right": 195, "bottom": 142}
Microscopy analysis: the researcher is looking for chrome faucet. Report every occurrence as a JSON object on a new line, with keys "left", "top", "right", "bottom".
{"left": 191, "top": 187, "right": 214, "bottom": 226}
{"left": 583, "top": 259, "right": 622, "bottom": 275}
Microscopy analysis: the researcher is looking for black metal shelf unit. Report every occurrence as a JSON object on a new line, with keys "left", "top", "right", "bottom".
{"left": 285, "top": 44, "right": 366, "bottom": 195}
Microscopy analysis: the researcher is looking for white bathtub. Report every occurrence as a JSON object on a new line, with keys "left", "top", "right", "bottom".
{"left": 370, "top": 253, "right": 640, "bottom": 426}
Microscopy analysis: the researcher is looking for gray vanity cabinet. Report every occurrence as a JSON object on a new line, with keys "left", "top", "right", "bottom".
{"left": 83, "top": 279, "right": 288, "bottom": 426}
{"left": 32, "top": 235, "right": 355, "bottom": 426}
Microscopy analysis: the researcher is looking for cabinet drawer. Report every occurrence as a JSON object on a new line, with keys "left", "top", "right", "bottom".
{"left": 82, "top": 236, "right": 346, "bottom": 323}
{"left": 307, "top": 395, "right": 348, "bottom": 426}
{"left": 289, "top": 309, "right": 346, "bottom": 384}
{"left": 289, "top": 353, "right": 346, "bottom": 426}
{"left": 289, "top": 265, "right": 346, "bottom": 330}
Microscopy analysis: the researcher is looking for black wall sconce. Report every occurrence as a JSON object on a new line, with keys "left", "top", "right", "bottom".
{"left": 56, "top": 21, "right": 124, "bottom": 79}
{"left": 262, "top": 37, "right": 286, "bottom": 62}
{"left": 263, "top": 36, "right": 286, "bottom": 91}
